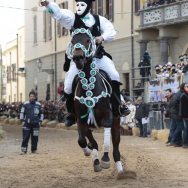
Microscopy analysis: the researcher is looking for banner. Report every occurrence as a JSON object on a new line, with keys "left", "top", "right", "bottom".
{"left": 148, "top": 76, "right": 180, "bottom": 102}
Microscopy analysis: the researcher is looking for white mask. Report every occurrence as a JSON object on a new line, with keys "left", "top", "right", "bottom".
{"left": 76, "top": 2, "right": 88, "bottom": 15}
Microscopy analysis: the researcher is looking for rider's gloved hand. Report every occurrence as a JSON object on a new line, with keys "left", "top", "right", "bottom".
{"left": 95, "top": 36, "right": 104, "bottom": 45}
{"left": 40, "top": 0, "right": 49, "bottom": 6}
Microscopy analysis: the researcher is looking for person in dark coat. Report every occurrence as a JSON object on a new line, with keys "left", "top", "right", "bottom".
{"left": 180, "top": 83, "right": 188, "bottom": 148}
{"left": 138, "top": 51, "right": 151, "bottom": 86}
{"left": 165, "top": 88, "right": 175, "bottom": 144}
{"left": 167, "top": 84, "right": 184, "bottom": 147}
{"left": 20, "top": 91, "right": 44, "bottom": 154}
{"left": 135, "top": 96, "right": 149, "bottom": 137}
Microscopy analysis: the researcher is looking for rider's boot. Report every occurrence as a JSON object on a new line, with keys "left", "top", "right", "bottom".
{"left": 64, "top": 93, "right": 76, "bottom": 127}
{"left": 111, "top": 81, "right": 130, "bottom": 117}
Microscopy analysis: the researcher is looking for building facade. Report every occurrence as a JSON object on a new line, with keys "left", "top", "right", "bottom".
{"left": 2, "top": 26, "right": 25, "bottom": 102}
{"left": 138, "top": 0, "right": 188, "bottom": 66}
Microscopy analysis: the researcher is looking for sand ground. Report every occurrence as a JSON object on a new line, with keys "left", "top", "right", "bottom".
{"left": 0, "top": 124, "right": 188, "bottom": 188}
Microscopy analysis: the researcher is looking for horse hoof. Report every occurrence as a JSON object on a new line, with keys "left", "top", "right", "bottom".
{"left": 117, "top": 170, "right": 137, "bottom": 180}
{"left": 84, "top": 151, "right": 91, "bottom": 156}
{"left": 94, "top": 164, "right": 102, "bottom": 172}
{"left": 100, "top": 160, "right": 110, "bottom": 169}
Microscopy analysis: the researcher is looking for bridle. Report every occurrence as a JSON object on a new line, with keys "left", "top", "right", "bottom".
{"left": 66, "top": 28, "right": 96, "bottom": 60}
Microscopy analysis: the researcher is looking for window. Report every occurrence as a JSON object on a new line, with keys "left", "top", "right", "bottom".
{"left": 106, "top": 0, "right": 114, "bottom": 21}
{"left": 20, "top": 93, "right": 22, "bottom": 102}
{"left": 98, "top": 0, "right": 103, "bottom": 16}
{"left": 7, "top": 66, "right": 11, "bottom": 83}
{"left": 33, "top": 15, "right": 37, "bottom": 44}
{"left": 57, "top": 1, "right": 68, "bottom": 37}
{"left": 12, "top": 64, "right": 16, "bottom": 82}
{"left": 19, "top": 36, "right": 22, "bottom": 58}
{"left": 91, "top": 0, "right": 114, "bottom": 21}
{"left": 135, "top": 0, "right": 140, "bottom": 15}
{"left": 14, "top": 94, "right": 16, "bottom": 102}
{"left": 91, "top": 1, "right": 97, "bottom": 14}
{"left": 43, "top": 11, "right": 52, "bottom": 41}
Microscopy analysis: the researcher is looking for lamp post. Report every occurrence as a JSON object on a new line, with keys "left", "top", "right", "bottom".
{"left": 16, "top": 33, "right": 19, "bottom": 102}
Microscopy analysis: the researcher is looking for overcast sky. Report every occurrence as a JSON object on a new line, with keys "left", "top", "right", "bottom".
{"left": 0, "top": 0, "right": 24, "bottom": 44}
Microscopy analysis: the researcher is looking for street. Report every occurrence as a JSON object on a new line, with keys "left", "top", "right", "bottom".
{"left": 0, "top": 124, "right": 188, "bottom": 188}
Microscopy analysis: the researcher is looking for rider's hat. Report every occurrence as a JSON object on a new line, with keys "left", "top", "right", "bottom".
{"left": 75, "top": 0, "right": 95, "bottom": 5}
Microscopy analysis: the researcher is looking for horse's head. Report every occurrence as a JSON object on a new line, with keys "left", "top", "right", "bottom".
{"left": 67, "top": 28, "right": 96, "bottom": 70}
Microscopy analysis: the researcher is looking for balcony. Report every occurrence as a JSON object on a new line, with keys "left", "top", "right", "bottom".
{"left": 139, "top": 0, "right": 188, "bottom": 29}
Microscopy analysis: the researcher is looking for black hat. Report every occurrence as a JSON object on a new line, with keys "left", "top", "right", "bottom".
{"left": 75, "top": 0, "right": 95, "bottom": 5}
{"left": 75, "top": 0, "right": 95, "bottom": 18}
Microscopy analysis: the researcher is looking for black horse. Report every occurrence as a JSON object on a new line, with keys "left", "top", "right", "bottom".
{"left": 68, "top": 28, "right": 135, "bottom": 178}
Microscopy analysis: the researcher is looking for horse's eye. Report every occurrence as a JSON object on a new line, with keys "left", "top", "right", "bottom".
{"left": 87, "top": 39, "right": 90, "bottom": 43}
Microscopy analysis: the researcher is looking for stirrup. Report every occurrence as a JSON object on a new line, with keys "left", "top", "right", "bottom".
{"left": 64, "top": 113, "right": 76, "bottom": 127}
{"left": 120, "top": 105, "right": 130, "bottom": 117}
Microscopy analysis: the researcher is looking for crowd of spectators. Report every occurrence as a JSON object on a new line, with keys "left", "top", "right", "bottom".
{"left": 145, "top": 0, "right": 180, "bottom": 8}
{"left": 154, "top": 54, "right": 188, "bottom": 79}
{"left": 0, "top": 100, "right": 67, "bottom": 123}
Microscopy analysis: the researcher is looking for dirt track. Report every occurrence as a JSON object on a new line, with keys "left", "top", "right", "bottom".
{"left": 0, "top": 124, "right": 188, "bottom": 188}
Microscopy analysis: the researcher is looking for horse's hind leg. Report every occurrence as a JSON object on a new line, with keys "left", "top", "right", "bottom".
{"left": 111, "top": 117, "right": 124, "bottom": 173}
{"left": 101, "top": 127, "right": 111, "bottom": 169}
{"left": 86, "top": 129, "right": 102, "bottom": 172}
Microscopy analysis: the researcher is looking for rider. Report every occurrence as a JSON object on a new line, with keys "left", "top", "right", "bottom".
{"left": 40, "top": 0, "right": 125, "bottom": 126}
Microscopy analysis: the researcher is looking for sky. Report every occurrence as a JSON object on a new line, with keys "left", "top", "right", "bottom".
{"left": 0, "top": 0, "right": 24, "bottom": 44}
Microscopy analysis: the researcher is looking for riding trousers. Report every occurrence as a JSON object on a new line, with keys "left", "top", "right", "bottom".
{"left": 64, "top": 55, "right": 120, "bottom": 94}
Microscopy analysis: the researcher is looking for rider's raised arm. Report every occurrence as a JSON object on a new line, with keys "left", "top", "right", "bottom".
{"left": 98, "top": 15, "right": 117, "bottom": 42}
{"left": 44, "top": 1, "right": 75, "bottom": 30}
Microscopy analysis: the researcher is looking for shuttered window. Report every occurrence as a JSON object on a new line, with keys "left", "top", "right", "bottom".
{"left": 98, "top": 0, "right": 103, "bottom": 16}
{"left": 43, "top": 12, "right": 52, "bottom": 42}
{"left": 106, "top": 0, "right": 114, "bottom": 21}
{"left": 33, "top": 15, "right": 37, "bottom": 44}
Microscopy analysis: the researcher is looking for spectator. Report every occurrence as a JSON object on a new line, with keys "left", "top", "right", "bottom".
{"left": 167, "top": 84, "right": 184, "bottom": 147}
{"left": 138, "top": 51, "right": 151, "bottom": 86}
{"left": 20, "top": 91, "right": 44, "bottom": 154}
{"left": 180, "top": 83, "right": 188, "bottom": 148}
{"left": 57, "top": 82, "right": 64, "bottom": 96}
{"left": 125, "top": 99, "right": 136, "bottom": 131}
{"left": 134, "top": 82, "right": 144, "bottom": 96}
{"left": 165, "top": 89, "right": 175, "bottom": 145}
{"left": 135, "top": 96, "right": 149, "bottom": 137}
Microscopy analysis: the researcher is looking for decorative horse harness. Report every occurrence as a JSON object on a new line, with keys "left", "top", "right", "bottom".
{"left": 67, "top": 28, "right": 112, "bottom": 126}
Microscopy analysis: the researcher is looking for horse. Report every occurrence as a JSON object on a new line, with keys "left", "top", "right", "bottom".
{"left": 67, "top": 28, "right": 136, "bottom": 178}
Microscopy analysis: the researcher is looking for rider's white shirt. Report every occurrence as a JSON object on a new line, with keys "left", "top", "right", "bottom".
{"left": 47, "top": 2, "right": 116, "bottom": 41}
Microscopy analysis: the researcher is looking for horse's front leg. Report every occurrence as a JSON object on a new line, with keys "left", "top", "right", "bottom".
{"left": 77, "top": 124, "right": 92, "bottom": 156}
{"left": 101, "top": 127, "right": 111, "bottom": 169}
{"left": 101, "top": 114, "right": 113, "bottom": 169}
{"left": 78, "top": 124, "right": 101, "bottom": 172}
{"left": 86, "top": 128, "right": 102, "bottom": 172}
{"left": 111, "top": 117, "right": 124, "bottom": 173}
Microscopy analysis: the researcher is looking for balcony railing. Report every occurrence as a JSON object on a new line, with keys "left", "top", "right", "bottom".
{"left": 139, "top": 0, "right": 188, "bottom": 29}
